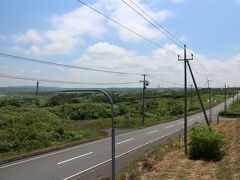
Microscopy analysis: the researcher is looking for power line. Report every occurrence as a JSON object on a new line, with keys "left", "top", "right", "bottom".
{"left": 121, "top": 0, "right": 184, "bottom": 48}
{"left": 0, "top": 73, "right": 140, "bottom": 85}
{"left": 0, "top": 52, "right": 141, "bottom": 75}
{"left": 75, "top": 0, "right": 178, "bottom": 56}
{"left": 194, "top": 56, "right": 209, "bottom": 81}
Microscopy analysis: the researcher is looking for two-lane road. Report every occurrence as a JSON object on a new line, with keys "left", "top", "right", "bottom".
{"left": 0, "top": 96, "right": 236, "bottom": 180}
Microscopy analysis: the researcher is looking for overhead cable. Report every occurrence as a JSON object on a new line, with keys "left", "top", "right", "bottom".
{"left": 0, "top": 73, "right": 140, "bottom": 85}
{"left": 75, "top": 0, "right": 178, "bottom": 56}
{"left": 121, "top": 0, "right": 184, "bottom": 48}
{"left": 0, "top": 52, "right": 141, "bottom": 75}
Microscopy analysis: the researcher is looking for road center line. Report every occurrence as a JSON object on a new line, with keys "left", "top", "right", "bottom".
{"left": 57, "top": 152, "right": 93, "bottom": 165}
{"left": 116, "top": 138, "right": 135, "bottom": 145}
{"left": 166, "top": 125, "right": 174, "bottom": 128}
{"left": 146, "top": 130, "right": 159, "bottom": 135}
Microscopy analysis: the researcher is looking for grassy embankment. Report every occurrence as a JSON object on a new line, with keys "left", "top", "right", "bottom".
{"left": 115, "top": 120, "right": 240, "bottom": 180}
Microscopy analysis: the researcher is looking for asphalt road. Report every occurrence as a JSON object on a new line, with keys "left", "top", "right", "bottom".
{"left": 0, "top": 96, "right": 236, "bottom": 180}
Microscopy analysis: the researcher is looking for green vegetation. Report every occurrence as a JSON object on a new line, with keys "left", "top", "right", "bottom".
{"left": 0, "top": 106, "right": 103, "bottom": 159}
{"left": 0, "top": 88, "right": 232, "bottom": 161}
{"left": 219, "top": 98, "right": 240, "bottom": 118}
{"left": 189, "top": 125, "right": 227, "bottom": 160}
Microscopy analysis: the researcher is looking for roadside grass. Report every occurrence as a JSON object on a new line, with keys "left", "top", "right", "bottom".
{"left": 216, "top": 120, "right": 240, "bottom": 179}
{"left": 115, "top": 120, "right": 240, "bottom": 180}
{"left": 116, "top": 139, "right": 179, "bottom": 180}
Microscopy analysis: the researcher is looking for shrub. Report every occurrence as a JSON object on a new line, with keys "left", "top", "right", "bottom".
{"left": 121, "top": 119, "right": 136, "bottom": 128}
{"left": 189, "top": 125, "right": 227, "bottom": 160}
{"left": 219, "top": 111, "right": 240, "bottom": 118}
{"left": 60, "top": 103, "right": 111, "bottom": 120}
{"left": 0, "top": 141, "right": 12, "bottom": 153}
{"left": 55, "top": 127, "right": 65, "bottom": 137}
{"left": 0, "top": 98, "right": 21, "bottom": 107}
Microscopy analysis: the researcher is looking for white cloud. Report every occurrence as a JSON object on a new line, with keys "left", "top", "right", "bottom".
{"left": 104, "top": 0, "right": 173, "bottom": 41}
{"left": 2, "top": 41, "right": 240, "bottom": 88}
{"left": 71, "top": 42, "right": 240, "bottom": 88}
{"left": 72, "top": 42, "right": 184, "bottom": 87}
{"left": 12, "top": 29, "right": 44, "bottom": 43}
{"left": 9, "top": 0, "right": 174, "bottom": 55}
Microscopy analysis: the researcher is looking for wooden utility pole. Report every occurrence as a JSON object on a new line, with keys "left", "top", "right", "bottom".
{"left": 178, "top": 45, "right": 193, "bottom": 155}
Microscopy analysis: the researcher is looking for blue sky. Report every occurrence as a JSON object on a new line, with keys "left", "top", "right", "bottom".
{"left": 0, "top": 0, "right": 240, "bottom": 87}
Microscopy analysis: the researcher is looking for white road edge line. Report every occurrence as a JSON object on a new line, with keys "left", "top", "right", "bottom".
{"left": 146, "top": 130, "right": 159, "bottom": 135}
{"left": 166, "top": 125, "right": 174, "bottom": 128}
{"left": 116, "top": 138, "right": 135, "bottom": 145}
{"left": 63, "top": 132, "right": 173, "bottom": 180}
{"left": 57, "top": 152, "right": 93, "bottom": 165}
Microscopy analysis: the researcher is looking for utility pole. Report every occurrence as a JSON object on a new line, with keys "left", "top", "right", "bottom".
{"left": 35, "top": 81, "right": 39, "bottom": 98}
{"left": 206, "top": 79, "right": 212, "bottom": 123}
{"left": 237, "top": 88, "right": 239, "bottom": 101}
{"left": 35, "top": 81, "right": 39, "bottom": 106}
{"left": 178, "top": 45, "right": 193, "bottom": 155}
{"left": 190, "top": 84, "right": 193, "bottom": 110}
{"left": 140, "top": 74, "right": 149, "bottom": 126}
{"left": 224, "top": 83, "right": 227, "bottom": 112}
{"left": 233, "top": 86, "right": 235, "bottom": 111}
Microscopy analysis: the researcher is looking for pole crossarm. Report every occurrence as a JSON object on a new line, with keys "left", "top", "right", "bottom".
{"left": 178, "top": 54, "right": 194, "bottom": 62}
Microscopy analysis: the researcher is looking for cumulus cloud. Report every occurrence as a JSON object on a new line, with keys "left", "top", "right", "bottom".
{"left": 9, "top": 0, "right": 173, "bottom": 55}
{"left": 72, "top": 42, "right": 187, "bottom": 87}
{"left": 104, "top": 0, "right": 173, "bottom": 41}
{"left": 71, "top": 42, "right": 240, "bottom": 88}
{"left": 2, "top": 41, "right": 240, "bottom": 88}
{"left": 12, "top": 29, "right": 44, "bottom": 43}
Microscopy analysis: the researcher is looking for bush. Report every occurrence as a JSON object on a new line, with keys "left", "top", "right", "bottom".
{"left": 189, "top": 125, "right": 227, "bottom": 160}
{"left": 219, "top": 111, "right": 240, "bottom": 118}
{"left": 0, "top": 98, "right": 21, "bottom": 107}
{"left": 60, "top": 103, "right": 111, "bottom": 120}
{"left": 0, "top": 142, "right": 12, "bottom": 153}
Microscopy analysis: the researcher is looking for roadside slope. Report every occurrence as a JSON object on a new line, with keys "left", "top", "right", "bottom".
{"left": 116, "top": 120, "right": 240, "bottom": 180}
